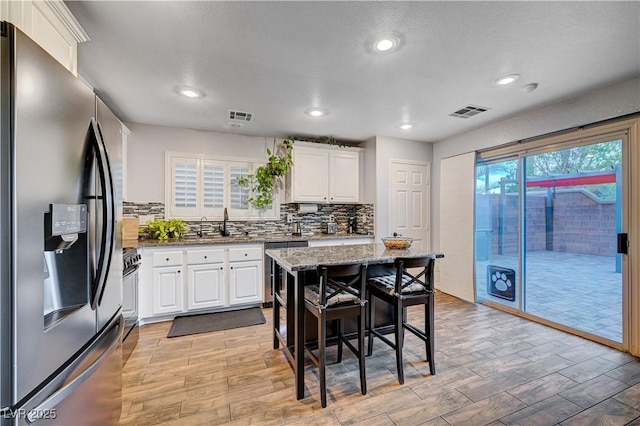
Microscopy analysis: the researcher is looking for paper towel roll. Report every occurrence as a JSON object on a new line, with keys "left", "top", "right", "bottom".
{"left": 297, "top": 203, "right": 318, "bottom": 214}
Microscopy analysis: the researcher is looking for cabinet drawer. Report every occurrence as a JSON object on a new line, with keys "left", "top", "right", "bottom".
{"left": 186, "top": 249, "right": 225, "bottom": 265}
{"left": 228, "top": 246, "right": 262, "bottom": 262}
{"left": 152, "top": 251, "right": 183, "bottom": 267}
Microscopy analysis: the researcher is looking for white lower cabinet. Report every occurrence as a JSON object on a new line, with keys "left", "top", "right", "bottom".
{"left": 152, "top": 266, "right": 183, "bottom": 315}
{"left": 186, "top": 248, "right": 226, "bottom": 310}
{"left": 229, "top": 260, "right": 262, "bottom": 305}
{"left": 228, "top": 246, "right": 263, "bottom": 305}
{"left": 187, "top": 263, "right": 225, "bottom": 310}
{"left": 142, "top": 244, "right": 263, "bottom": 321}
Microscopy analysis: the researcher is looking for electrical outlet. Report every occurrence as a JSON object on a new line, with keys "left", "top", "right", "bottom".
{"left": 286, "top": 213, "right": 293, "bottom": 223}
{"left": 360, "top": 214, "right": 367, "bottom": 224}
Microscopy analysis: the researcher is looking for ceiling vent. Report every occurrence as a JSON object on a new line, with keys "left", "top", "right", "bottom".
{"left": 449, "top": 105, "right": 490, "bottom": 119}
{"left": 228, "top": 110, "right": 253, "bottom": 122}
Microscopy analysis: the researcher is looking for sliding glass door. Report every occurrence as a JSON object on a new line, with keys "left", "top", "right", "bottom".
{"left": 475, "top": 158, "right": 520, "bottom": 310}
{"left": 522, "top": 140, "right": 623, "bottom": 342}
{"left": 475, "top": 137, "right": 626, "bottom": 345}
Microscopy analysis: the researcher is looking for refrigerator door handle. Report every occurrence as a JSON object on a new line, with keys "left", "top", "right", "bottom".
{"left": 87, "top": 118, "right": 115, "bottom": 309}
{"left": 24, "top": 315, "right": 123, "bottom": 424}
{"left": 96, "top": 120, "right": 117, "bottom": 307}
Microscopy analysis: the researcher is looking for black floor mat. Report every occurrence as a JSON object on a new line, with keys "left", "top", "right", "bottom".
{"left": 167, "top": 307, "right": 266, "bottom": 338}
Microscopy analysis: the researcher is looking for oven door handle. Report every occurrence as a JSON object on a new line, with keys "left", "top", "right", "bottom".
{"left": 123, "top": 263, "right": 140, "bottom": 278}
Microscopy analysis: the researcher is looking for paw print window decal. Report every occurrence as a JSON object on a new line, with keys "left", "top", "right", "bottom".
{"left": 487, "top": 265, "right": 516, "bottom": 301}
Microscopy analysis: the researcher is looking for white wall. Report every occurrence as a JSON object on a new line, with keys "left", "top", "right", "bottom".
{"left": 438, "top": 152, "right": 476, "bottom": 302}
{"left": 362, "top": 136, "right": 377, "bottom": 206}
{"left": 432, "top": 77, "right": 640, "bottom": 251}
{"left": 126, "top": 122, "right": 278, "bottom": 202}
{"left": 369, "top": 136, "right": 433, "bottom": 238}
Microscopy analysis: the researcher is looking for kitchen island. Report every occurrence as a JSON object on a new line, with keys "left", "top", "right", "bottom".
{"left": 265, "top": 243, "right": 444, "bottom": 401}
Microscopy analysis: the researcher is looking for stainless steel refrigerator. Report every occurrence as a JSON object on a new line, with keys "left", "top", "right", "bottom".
{"left": 0, "top": 22, "right": 123, "bottom": 425}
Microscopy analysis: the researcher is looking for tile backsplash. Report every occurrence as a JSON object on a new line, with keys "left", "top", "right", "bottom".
{"left": 123, "top": 202, "right": 374, "bottom": 239}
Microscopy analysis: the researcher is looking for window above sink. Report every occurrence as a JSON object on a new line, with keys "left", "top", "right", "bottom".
{"left": 165, "top": 151, "right": 279, "bottom": 221}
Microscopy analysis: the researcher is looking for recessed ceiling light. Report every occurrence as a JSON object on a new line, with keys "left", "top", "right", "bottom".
{"left": 375, "top": 39, "right": 394, "bottom": 51}
{"left": 305, "top": 108, "right": 328, "bottom": 117}
{"left": 178, "top": 87, "right": 204, "bottom": 98}
{"left": 522, "top": 83, "right": 539, "bottom": 93}
{"left": 371, "top": 34, "right": 402, "bottom": 53}
{"left": 399, "top": 123, "right": 414, "bottom": 130}
{"left": 495, "top": 74, "right": 521, "bottom": 86}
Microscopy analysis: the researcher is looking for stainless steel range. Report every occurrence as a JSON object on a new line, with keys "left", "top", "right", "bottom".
{"left": 122, "top": 248, "right": 140, "bottom": 365}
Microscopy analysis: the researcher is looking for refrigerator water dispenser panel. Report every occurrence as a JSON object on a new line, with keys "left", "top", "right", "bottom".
{"left": 43, "top": 204, "right": 90, "bottom": 329}
{"left": 45, "top": 203, "right": 87, "bottom": 252}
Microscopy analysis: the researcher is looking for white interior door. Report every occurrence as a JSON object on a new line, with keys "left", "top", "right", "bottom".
{"left": 388, "top": 159, "right": 430, "bottom": 251}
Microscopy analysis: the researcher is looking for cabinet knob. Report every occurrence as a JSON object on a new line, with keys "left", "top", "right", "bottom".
{"left": 230, "top": 266, "right": 234, "bottom": 269}
{"left": 165, "top": 258, "right": 169, "bottom": 261}
{"left": 204, "top": 255, "right": 208, "bottom": 259}
{"left": 177, "top": 270, "right": 181, "bottom": 273}
{"left": 220, "top": 267, "right": 223, "bottom": 270}
{"left": 244, "top": 253, "right": 247, "bottom": 256}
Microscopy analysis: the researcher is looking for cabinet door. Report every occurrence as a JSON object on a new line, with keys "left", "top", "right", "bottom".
{"left": 187, "top": 263, "right": 226, "bottom": 310}
{"left": 329, "top": 151, "right": 360, "bottom": 203}
{"left": 228, "top": 260, "right": 263, "bottom": 305}
{"left": 122, "top": 272, "right": 138, "bottom": 318}
{"left": 152, "top": 266, "right": 184, "bottom": 315}
{"left": 2, "top": 1, "right": 80, "bottom": 74}
{"left": 292, "top": 147, "right": 329, "bottom": 202}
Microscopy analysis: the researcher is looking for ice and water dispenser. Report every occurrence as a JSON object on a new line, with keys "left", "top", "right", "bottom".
{"left": 43, "top": 203, "right": 89, "bottom": 329}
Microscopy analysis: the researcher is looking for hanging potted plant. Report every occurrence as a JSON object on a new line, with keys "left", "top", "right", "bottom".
{"left": 237, "top": 137, "right": 296, "bottom": 209}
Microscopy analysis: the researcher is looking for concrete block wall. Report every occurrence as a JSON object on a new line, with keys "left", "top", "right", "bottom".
{"left": 477, "top": 189, "right": 616, "bottom": 257}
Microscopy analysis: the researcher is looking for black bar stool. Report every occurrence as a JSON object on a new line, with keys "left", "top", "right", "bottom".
{"left": 366, "top": 256, "right": 437, "bottom": 384}
{"left": 303, "top": 263, "right": 368, "bottom": 407}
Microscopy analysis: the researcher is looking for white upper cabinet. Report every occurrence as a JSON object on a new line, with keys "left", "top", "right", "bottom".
{"left": 0, "top": 0, "right": 88, "bottom": 75}
{"left": 287, "top": 142, "right": 362, "bottom": 204}
{"left": 290, "top": 146, "right": 329, "bottom": 202}
{"left": 329, "top": 150, "right": 360, "bottom": 203}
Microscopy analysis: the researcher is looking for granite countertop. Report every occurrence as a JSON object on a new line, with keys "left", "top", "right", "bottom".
{"left": 265, "top": 243, "right": 444, "bottom": 271}
{"left": 137, "top": 232, "right": 375, "bottom": 248}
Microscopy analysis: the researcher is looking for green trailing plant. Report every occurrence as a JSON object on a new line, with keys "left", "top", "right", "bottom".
{"left": 237, "top": 137, "right": 296, "bottom": 209}
{"left": 308, "top": 135, "right": 348, "bottom": 148}
{"left": 144, "top": 218, "right": 190, "bottom": 240}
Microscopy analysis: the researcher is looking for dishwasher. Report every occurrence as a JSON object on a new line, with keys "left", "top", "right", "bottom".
{"left": 263, "top": 240, "right": 308, "bottom": 307}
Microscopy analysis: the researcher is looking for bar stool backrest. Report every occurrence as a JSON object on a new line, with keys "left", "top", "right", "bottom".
{"left": 316, "top": 263, "right": 368, "bottom": 307}
{"left": 394, "top": 256, "right": 435, "bottom": 296}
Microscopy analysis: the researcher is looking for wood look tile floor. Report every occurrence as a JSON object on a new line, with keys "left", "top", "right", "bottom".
{"left": 120, "top": 293, "right": 640, "bottom": 426}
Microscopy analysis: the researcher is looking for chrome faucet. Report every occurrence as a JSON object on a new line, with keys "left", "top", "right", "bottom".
{"left": 219, "top": 208, "right": 230, "bottom": 236}
{"left": 197, "top": 216, "right": 208, "bottom": 238}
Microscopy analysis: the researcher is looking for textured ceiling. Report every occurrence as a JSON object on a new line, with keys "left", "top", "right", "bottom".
{"left": 66, "top": 1, "right": 640, "bottom": 143}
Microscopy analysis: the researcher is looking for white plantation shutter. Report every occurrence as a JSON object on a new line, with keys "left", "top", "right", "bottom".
{"left": 166, "top": 152, "right": 279, "bottom": 220}
{"left": 202, "top": 161, "right": 225, "bottom": 210}
{"left": 229, "top": 163, "right": 250, "bottom": 213}
{"left": 170, "top": 157, "right": 198, "bottom": 217}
